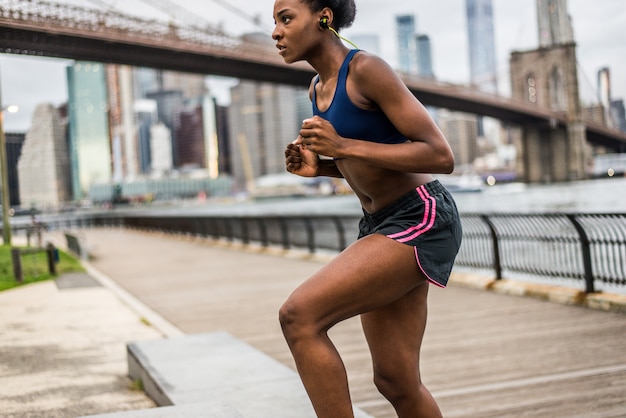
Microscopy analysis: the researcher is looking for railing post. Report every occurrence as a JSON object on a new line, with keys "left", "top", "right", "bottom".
{"left": 241, "top": 218, "right": 249, "bottom": 244}
{"left": 566, "top": 215, "right": 595, "bottom": 293}
{"left": 278, "top": 218, "right": 289, "bottom": 250}
{"left": 481, "top": 215, "right": 502, "bottom": 280}
{"left": 11, "top": 247, "right": 23, "bottom": 283}
{"left": 303, "top": 217, "right": 315, "bottom": 254}
{"left": 46, "top": 243, "right": 57, "bottom": 276}
{"left": 225, "top": 218, "right": 234, "bottom": 242}
{"left": 332, "top": 216, "right": 346, "bottom": 252}
{"left": 256, "top": 218, "right": 268, "bottom": 248}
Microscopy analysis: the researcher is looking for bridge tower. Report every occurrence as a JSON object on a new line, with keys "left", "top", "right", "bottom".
{"left": 509, "top": 43, "right": 589, "bottom": 183}
{"left": 508, "top": 0, "right": 590, "bottom": 183}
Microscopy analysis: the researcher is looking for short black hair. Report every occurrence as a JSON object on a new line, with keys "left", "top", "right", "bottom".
{"left": 301, "top": 0, "right": 357, "bottom": 31}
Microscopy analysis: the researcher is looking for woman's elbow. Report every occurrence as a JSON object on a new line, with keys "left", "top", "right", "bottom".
{"left": 436, "top": 148, "right": 455, "bottom": 174}
{"left": 443, "top": 152, "right": 455, "bottom": 174}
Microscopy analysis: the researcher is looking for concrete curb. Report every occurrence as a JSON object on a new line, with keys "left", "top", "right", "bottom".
{"left": 449, "top": 272, "right": 626, "bottom": 314}
{"left": 83, "top": 261, "right": 185, "bottom": 338}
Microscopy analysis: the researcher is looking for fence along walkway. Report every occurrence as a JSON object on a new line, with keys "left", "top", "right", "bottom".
{"left": 58, "top": 228, "right": 626, "bottom": 418}
{"left": 59, "top": 210, "right": 626, "bottom": 293}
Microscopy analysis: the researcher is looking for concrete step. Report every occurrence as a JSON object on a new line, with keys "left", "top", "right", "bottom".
{"left": 84, "top": 332, "right": 373, "bottom": 418}
{"left": 83, "top": 402, "right": 244, "bottom": 418}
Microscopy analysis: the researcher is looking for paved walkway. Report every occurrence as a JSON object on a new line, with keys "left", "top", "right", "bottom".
{"left": 1, "top": 228, "right": 626, "bottom": 417}
{"left": 0, "top": 269, "right": 161, "bottom": 417}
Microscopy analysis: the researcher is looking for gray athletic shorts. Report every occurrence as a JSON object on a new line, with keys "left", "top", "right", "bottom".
{"left": 358, "top": 180, "right": 462, "bottom": 287}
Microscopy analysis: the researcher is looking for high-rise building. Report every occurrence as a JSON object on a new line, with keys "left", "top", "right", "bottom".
{"left": 438, "top": 110, "right": 480, "bottom": 168}
{"left": 132, "top": 67, "right": 212, "bottom": 175}
{"left": 465, "top": 0, "right": 498, "bottom": 93}
{"left": 150, "top": 122, "right": 173, "bottom": 175}
{"left": 146, "top": 90, "right": 185, "bottom": 168}
{"left": 5, "top": 132, "right": 25, "bottom": 207}
{"left": 597, "top": 67, "right": 613, "bottom": 128}
{"left": 18, "top": 103, "right": 72, "bottom": 207}
{"left": 66, "top": 61, "right": 112, "bottom": 199}
{"left": 536, "top": 0, "right": 574, "bottom": 47}
{"left": 396, "top": 15, "right": 418, "bottom": 74}
{"left": 107, "top": 65, "right": 138, "bottom": 181}
{"left": 214, "top": 102, "right": 232, "bottom": 177}
{"left": 176, "top": 106, "right": 206, "bottom": 169}
{"left": 610, "top": 100, "right": 626, "bottom": 133}
{"left": 416, "top": 34, "right": 434, "bottom": 79}
{"left": 465, "top": 0, "right": 500, "bottom": 151}
{"left": 228, "top": 81, "right": 308, "bottom": 189}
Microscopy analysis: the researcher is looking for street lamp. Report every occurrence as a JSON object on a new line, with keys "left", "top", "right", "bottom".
{"left": 0, "top": 104, "right": 18, "bottom": 245}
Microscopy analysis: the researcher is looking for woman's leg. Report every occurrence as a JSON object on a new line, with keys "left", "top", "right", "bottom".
{"left": 361, "top": 281, "right": 443, "bottom": 418}
{"left": 279, "top": 234, "right": 424, "bottom": 418}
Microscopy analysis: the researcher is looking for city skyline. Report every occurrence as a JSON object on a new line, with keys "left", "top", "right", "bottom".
{"left": 1, "top": 0, "right": 624, "bottom": 131}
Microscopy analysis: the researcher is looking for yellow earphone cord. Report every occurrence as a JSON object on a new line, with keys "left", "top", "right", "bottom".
{"left": 329, "top": 27, "right": 359, "bottom": 49}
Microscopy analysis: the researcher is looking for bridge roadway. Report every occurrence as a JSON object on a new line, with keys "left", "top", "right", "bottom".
{"left": 61, "top": 228, "right": 626, "bottom": 417}
{"left": 1, "top": 0, "right": 625, "bottom": 149}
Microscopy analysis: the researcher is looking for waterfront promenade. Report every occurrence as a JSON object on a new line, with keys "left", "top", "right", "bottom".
{"left": 2, "top": 227, "right": 626, "bottom": 417}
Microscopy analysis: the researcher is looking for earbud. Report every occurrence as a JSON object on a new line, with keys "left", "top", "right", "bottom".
{"left": 319, "top": 16, "right": 359, "bottom": 49}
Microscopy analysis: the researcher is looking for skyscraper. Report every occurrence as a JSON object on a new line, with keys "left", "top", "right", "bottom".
{"left": 597, "top": 67, "right": 612, "bottom": 127}
{"left": 66, "top": 61, "right": 112, "bottom": 199}
{"left": 228, "top": 81, "right": 308, "bottom": 189}
{"left": 465, "top": 0, "right": 498, "bottom": 93}
{"left": 396, "top": 15, "right": 418, "bottom": 74}
{"left": 536, "top": 0, "right": 574, "bottom": 47}
{"left": 18, "top": 104, "right": 72, "bottom": 207}
{"left": 416, "top": 34, "right": 434, "bottom": 79}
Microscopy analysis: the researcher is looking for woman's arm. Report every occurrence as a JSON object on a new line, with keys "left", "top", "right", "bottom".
{"left": 299, "top": 53, "right": 455, "bottom": 175}
{"left": 284, "top": 74, "right": 344, "bottom": 179}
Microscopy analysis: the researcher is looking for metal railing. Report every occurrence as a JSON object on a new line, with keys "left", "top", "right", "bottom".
{"left": 34, "top": 211, "right": 626, "bottom": 293}
{"left": 455, "top": 213, "right": 626, "bottom": 293}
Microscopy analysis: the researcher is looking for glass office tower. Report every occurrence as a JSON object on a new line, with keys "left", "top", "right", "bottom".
{"left": 396, "top": 14, "right": 418, "bottom": 74}
{"left": 67, "top": 61, "right": 112, "bottom": 199}
{"left": 466, "top": 0, "right": 498, "bottom": 93}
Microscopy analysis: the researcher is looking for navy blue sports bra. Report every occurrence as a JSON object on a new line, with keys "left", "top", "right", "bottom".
{"left": 312, "top": 49, "right": 407, "bottom": 145}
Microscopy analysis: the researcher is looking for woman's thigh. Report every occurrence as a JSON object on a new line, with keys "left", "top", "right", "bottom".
{"left": 283, "top": 233, "right": 426, "bottom": 330}
{"left": 360, "top": 282, "right": 429, "bottom": 377}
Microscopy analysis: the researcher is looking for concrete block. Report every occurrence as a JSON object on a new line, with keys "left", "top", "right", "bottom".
{"left": 82, "top": 402, "right": 243, "bottom": 418}
{"left": 449, "top": 272, "right": 496, "bottom": 290}
{"left": 584, "top": 293, "right": 626, "bottom": 313}
{"left": 127, "top": 332, "right": 373, "bottom": 418}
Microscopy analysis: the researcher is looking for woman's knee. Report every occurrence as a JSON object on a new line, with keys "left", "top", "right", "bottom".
{"left": 372, "top": 365, "right": 419, "bottom": 403}
{"left": 278, "top": 296, "right": 317, "bottom": 344}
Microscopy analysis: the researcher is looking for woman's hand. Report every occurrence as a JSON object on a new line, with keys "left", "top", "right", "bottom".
{"left": 285, "top": 136, "right": 319, "bottom": 177}
{"left": 298, "top": 116, "right": 345, "bottom": 158}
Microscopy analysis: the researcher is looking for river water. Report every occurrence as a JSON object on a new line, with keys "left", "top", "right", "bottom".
{"left": 174, "top": 176, "right": 626, "bottom": 216}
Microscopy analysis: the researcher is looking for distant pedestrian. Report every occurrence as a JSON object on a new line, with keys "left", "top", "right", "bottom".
{"left": 274, "top": 1, "right": 463, "bottom": 417}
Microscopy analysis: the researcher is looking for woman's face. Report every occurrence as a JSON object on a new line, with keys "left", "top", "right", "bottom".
{"left": 272, "top": 0, "right": 318, "bottom": 63}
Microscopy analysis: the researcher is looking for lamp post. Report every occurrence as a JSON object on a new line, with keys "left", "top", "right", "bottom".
{"left": 0, "top": 104, "right": 18, "bottom": 246}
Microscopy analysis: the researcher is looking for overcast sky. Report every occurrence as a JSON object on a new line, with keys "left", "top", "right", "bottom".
{"left": 1, "top": 0, "right": 624, "bottom": 131}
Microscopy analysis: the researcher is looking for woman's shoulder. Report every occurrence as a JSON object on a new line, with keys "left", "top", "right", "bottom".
{"left": 350, "top": 51, "right": 396, "bottom": 81}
